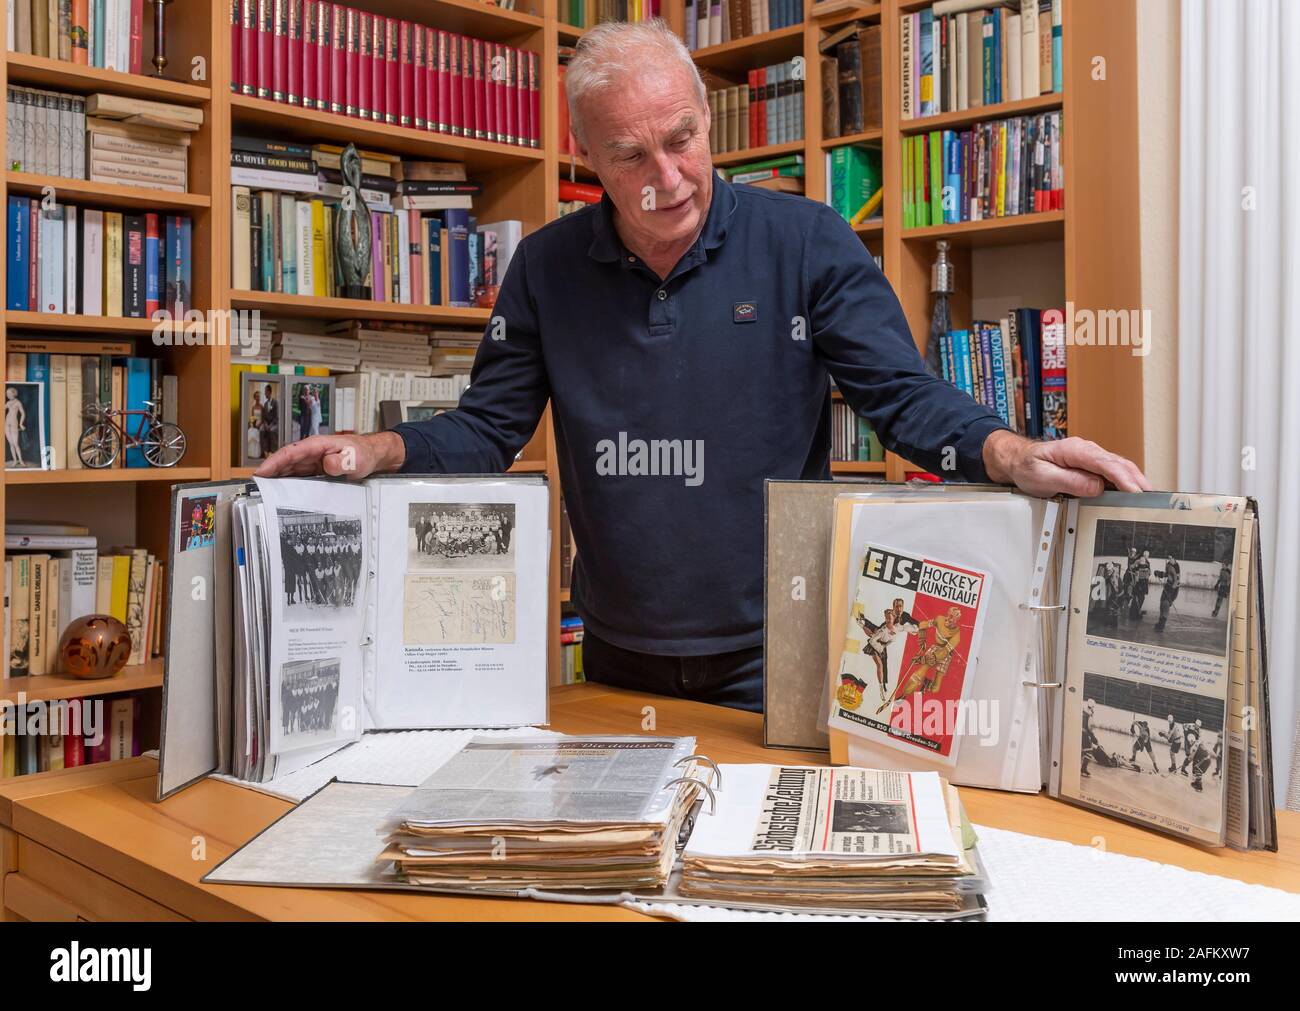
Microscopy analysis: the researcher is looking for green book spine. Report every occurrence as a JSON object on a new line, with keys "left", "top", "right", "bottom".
{"left": 929, "top": 131, "right": 943, "bottom": 227}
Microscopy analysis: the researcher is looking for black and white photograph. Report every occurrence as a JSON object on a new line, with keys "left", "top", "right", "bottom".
{"left": 278, "top": 507, "right": 363, "bottom": 620}
{"left": 239, "top": 373, "right": 284, "bottom": 467}
{"left": 1085, "top": 518, "right": 1236, "bottom": 657}
{"left": 286, "top": 377, "right": 335, "bottom": 444}
{"left": 408, "top": 503, "right": 516, "bottom": 571}
{"left": 4, "top": 381, "right": 46, "bottom": 470}
{"left": 830, "top": 800, "right": 910, "bottom": 836}
{"left": 1077, "top": 672, "right": 1225, "bottom": 833}
{"left": 279, "top": 657, "right": 342, "bottom": 745}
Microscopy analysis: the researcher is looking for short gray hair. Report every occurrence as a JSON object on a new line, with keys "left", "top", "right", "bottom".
{"left": 565, "top": 19, "right": 708, "bottom": 147}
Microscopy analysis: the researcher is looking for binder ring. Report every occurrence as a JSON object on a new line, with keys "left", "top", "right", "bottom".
{"left": 664, "top": 776, "right": 716, "bottom": 816}
{"left": 1019, "top": 603, "right": 1066, "bottom": 612}
{"left": 674, "top": 754, "right": 721, "bottom": 788}
{"left": 1022, "top": 680, "right": 1062, "bottom": 689}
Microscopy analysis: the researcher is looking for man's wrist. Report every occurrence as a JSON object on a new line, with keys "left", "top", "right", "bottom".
{"left": 372, "top": 430, "right": 407, "bottom": 473}
{"left": 982, "top": 428, "right": 1027, "bottom": 485}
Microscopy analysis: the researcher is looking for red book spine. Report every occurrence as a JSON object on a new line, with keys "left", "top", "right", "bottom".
{"left": 448, "top": 32, "right": 461, "bottom": 136}
{"left": 481, "top": 41, "right": 494, "bottom": 143}
{"left": 240, "top": 0, "right": 256, "bottom": 95}
{"left": 499, "top": 45, "right": 512, "bottom": 146}
{"left": 425, "top": 28, "right": 437, "bottom": 132}
{"left": 129, "top": 0, "right": 143, "bottom": 74}
{"left": 301, "top": 0, "right": 315, "bottom": 109}
{"left": 257, "top": 0, "right": 272, "bottom": 99}
{"left": 459, "top": 35, "right": 473, "bottom": 139}
{"left": 528, "top": 50, "right": 539, "bottom": 147}
{"left": 272, "top": 0, "right": 287, "bottom": 103}
{"left": 515, "top": 47, "right": 526, "bottom": 146}
{"left": 384, "top": 18, "right": 398, "bottom": 125}
{"left": 756, "top": 66, "right": 767, "bottom": 146}
{"left": 230, "top": 0, "right": 242, "bottom": 93}
{"left": 369, "top": 15, "right": 384, "bottom": 122}
{"left": 357, "top": 11, "right": 372, "bottom": 120}
{"left": 434, "top": 30, "right": 449, "bottom": 133}
{"left": 145, "top": 213, "right": 160, "bottom": 317}
{"left": 328, "top": 4, "right": 345, "bottom": 114}
{"left": 288, "top": 0, "right": 302, "bottom": 105}
{"left": 315, "top": 1, "right": 329, "bottom": 110}
{"left": 64, "top": 728, "right": 84, "bottom": 768}
{"left": 472, "top": 38, "right": 485, "bottom": 141}
{"left": 398, "top": 21, "right": 414, "bottom": 128}
{"left": 344, "top": 7, "right": 359, "bottom": 117}
{"left": 413, "top": 24, "right": 426, "bottom": 130}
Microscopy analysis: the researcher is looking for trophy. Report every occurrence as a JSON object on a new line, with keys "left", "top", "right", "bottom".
{"left": 151, "top": 0, "right": 173, "bottom": 78}
{"left": 334, "top": 144, "right": 373, "bottom": 301}
{"left": 925, "top": 240, "right": 954, "bottom": 378}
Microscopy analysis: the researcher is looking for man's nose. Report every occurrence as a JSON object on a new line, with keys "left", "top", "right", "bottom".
{"left": 647, "top": 150, "right": 683, "bottom": 199}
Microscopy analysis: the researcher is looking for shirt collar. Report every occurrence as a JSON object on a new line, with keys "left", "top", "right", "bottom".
{"left": 588, "top": 169, "right": 737, "bottom": 264}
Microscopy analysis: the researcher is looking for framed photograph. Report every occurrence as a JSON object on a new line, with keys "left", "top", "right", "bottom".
{"left": 240, "top": 373, "right": 285, "bottom": 468}
{"left": 285, "top": 376, "right": 336, "bottom": 444}
{"left": 379, "top": 399, "right": 458, "bottom": 430}
{"left": 4, "top": 380, "right": 47, "bottom": 470}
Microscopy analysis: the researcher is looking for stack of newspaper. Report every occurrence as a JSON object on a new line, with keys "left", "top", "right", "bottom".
{"left": 679, "top": 765, "right": 986, "bottom": 916}
{"left": 380, "top": 736, "right": 708, "bottom": 893}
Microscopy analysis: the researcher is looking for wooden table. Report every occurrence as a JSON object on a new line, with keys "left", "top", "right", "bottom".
{"left": 3, "top": 683, "right": 1298, "bottom": 921}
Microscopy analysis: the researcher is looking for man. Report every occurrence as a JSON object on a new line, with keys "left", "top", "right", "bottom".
{"left": 1154, "top": 554, "right": 1181, "bottom": 633}
{"left": 256, "top": 20, "right": 1149, "bottom": 712}
{"left": 1163, "top": 714, "right": 1183, "bottom": 773}
{"left": 1130, "top": 718, "right": 1160, "bottom": 773}
{"left": 876, "top": 605, "right": 964, "bottom": 715}
{"left": 259, "top": 383, "right": 279, "bottom": 458}
{"left": 1211, "top": 560, "right": 1232, "bottom": 618}
{"left": 1128, "top": 548, "right": 1152, "bottom": 620}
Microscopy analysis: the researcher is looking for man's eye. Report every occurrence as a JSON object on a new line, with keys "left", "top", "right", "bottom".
{"left": 672, "top": 135, "right": 691, "bottom": 148}
{"left": 622, "top": 152, "right": 642, "bottom": 163}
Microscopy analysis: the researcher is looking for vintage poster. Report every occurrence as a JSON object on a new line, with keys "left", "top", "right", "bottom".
{"left": 828, "top": 541, "right": 991, "bottom": 764}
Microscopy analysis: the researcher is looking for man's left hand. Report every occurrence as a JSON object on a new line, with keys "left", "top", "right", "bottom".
{"left": 982, "top": 430, "right": 1152, "bottom": 498}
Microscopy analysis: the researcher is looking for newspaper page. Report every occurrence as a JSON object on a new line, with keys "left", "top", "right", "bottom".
{"left": 367, "top": 478, "right": 549, "bottom": 730}
{"left": 828, "top": 533, "right": 991, "bottom": 765}
{"left": 684, "top": 765, "right": 960, "bottom": 860}
{"left": 1057, "top": 501, "right": 1245, "bottom": 846}
{"left": 392, "top": 736, "right": 698, "bottom": 827}
{"left": 255, "top": 477, "right": 370, "bottom": 757}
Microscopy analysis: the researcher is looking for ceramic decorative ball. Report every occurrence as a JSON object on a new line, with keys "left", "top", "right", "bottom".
{"left": 58, "top": 615, "right": 132, "bottom": 679}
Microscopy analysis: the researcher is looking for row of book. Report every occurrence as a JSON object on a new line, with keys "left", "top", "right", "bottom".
{"left": 900, "top": 0, "right": 1062, "bottom": 120}
{"left": 5, "top": 345, "right": 178, "bottom": 470}
{"left": 830, "top": 400, "right": 884, "bottom": 463}
{"left": 5, "top": 198, "right": 194, "bottom": 317}
{"left": 902, "top": 111, "right": 1062, "bottom": 229}
{"left": 936, "top": 307, "right": 1066, "bottom": 440}
{"left": 559, "top": 615, "right": 584, "bottom": 685}
{"left": 557, "top": 179, "right": 603, "bottom": 218}
{"left": 229, "top": 2, "right": 541, "bottom": 148}
{"left": 709, "top": 61, "right": 804, "bottom": 155}
{"left": 725, "top": 152, "right": 805, "bottom": 195}
{"left": 1, "top": 694, "right": 147, "bottom": 778}
{"left": 686, "top": 0, "right": 802, "bottom": 52}
{"left": 820, "top": 21, "right": 882, "bottom": 139}
{"left": 560, "top": 0, "right": 659, "bottom": 29}
{"left": 825, "top": 145, "right": 881, "bottom": 225}
{"left": 6, "top": 0, "right": 147, "bottom": 74}
{"left": 6, "top": 526, "right": 166, "bottom": 677}
{"left": 6, "top": 89, "right": 199, "bottom": 191}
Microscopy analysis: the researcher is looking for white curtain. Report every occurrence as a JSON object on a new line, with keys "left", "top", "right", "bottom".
{"left": 1179, "top": 0, "right": 1300, "bottom": 808}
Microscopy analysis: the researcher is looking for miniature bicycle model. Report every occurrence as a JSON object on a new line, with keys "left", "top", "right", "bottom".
{"left": 77, "top": 400, "right": 187, "bottom": 468}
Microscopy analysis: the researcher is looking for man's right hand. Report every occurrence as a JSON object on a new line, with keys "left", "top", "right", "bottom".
{"left": 254, "top": 431, "right": 406, "bottom": 479}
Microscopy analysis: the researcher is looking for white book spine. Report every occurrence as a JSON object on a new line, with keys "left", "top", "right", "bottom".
{"left": 63, "top": 205, "right": 77, "bottom": 315}
{"left": 66, "top": 352, "right": 83, "bottom": 468}
{"left": 73, "top": 96, "right": 85, "bottom": 177}
{"left": 83, "top": 208, "right": 104, "bottom": 315}
{"left": 39, "top": 207, "right": 64, "bottom": 313}
{"left": 1006, "top": 15, "right": 1022, "bottom": 102}
{"left": 397, "top": 209, "right": 410, "bottom": 305}
{"left": 104, "top": 0, "right": 118, "bottom": 74}
{"left": 118, "top": 0, "right": 131, "bottom": 73}
{"left": 1020, "top": 0, "right": 1039, "bottom": 98}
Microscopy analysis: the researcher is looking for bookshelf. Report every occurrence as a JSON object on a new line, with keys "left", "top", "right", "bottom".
{"left": 0, "top": 0, "right": 1144, "bottom": 773}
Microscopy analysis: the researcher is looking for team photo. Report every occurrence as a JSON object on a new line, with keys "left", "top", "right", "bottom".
{"left": 279, "top": 657, "right": 342, "bottom": 746}
{"left": 408, "top": 502, "right": 516, "bottom": 571}
{"left": 277, "top": 507, "right": 364, "bottom": 620}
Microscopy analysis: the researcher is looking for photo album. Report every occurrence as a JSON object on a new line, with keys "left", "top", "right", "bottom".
{"left": 158, "top": 475, "right": 550, "bottom": 800}
{"left": 765, "top": 482, "right": 1276, "bottom": 852}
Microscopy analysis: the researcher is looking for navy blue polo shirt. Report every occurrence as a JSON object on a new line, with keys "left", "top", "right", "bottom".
{"left": 393, "top": 170, "right": 1009, "bottom": 655}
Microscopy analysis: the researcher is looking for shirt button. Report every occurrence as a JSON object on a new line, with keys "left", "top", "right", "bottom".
{"left": 657, "top": 289, "right": 666, "bottom": 300}
{"left": 627, "top": 255, "right": 636, "bottom": 262}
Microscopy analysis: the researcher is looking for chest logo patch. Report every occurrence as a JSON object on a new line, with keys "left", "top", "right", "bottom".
{"left": 733, "top": 300, "right": 758, "bottom": 323}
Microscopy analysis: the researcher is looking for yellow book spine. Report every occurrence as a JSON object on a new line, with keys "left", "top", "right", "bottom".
{"left": 109, "top": 555, "right": 130, "bottom": 624}
{"left": 2, "top": 732, "right": 15, "bottom": 778}
{"left": 312, "top": 199, "right": 327, "bottom": 297}
{"left": 104, "top": 212, "right": 123, "bottom": 317}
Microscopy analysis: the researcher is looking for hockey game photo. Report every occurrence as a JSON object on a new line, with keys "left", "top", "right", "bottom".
{"left": 408, "top": 502, "right": 517, "bottom": 571}
{"left": 1078, "top": 671, "right": 1226, "bottom": 833}
{"left": 1085, "top": 518, "right": 1235, "bottom": 658}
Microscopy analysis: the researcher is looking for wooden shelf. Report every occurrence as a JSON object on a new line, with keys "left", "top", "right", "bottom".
{"left": 556, "top": 22, "right": 589, "bottom": 42}
{"left": 359, "top": 0, "right": 545, "bottom": 39}
{"left": 813, "top": 2, "right": 882, "bottom": 28}
{"left": 4, "top": 52, "right": 211, "bottom": 105}
{"left": 0, "top": 660, "right": 164, "bottom": 706}
{"left": 822, "top": 127, "right": 883, "bottom": 150}
{"left": 229, "top": 94, "right": 544, "bottom": 171}
{"left": 853, "top": 218, "right": 884, "bottom": 237}
{"left": 231, "top": 289, "right": 493, "bottom": 326}
{"left": 4, "top": 311, "right": 207, "bottom": 334}
{"left": 713, "top": 139, "right": 805, "bottom": 168}
{"left": 901, "top": 210, "right": 1066, "bottom": 248}
{"left": 6, "top": 172, "right": 211, "bottom": 212}
{"left": 5, "top": 466, "right": 212, "bottom": 486}
{"left": 508, "top": 459, "right": 548, "bottom": 473}
{"left": 899, "top": 93, "right": 1064, "bottom": 136}
{"left": 691, "top": 25, "right": 805, "bottom": 75}
{"left": 831, "top": 460, "right": 887, "bottom": 474}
